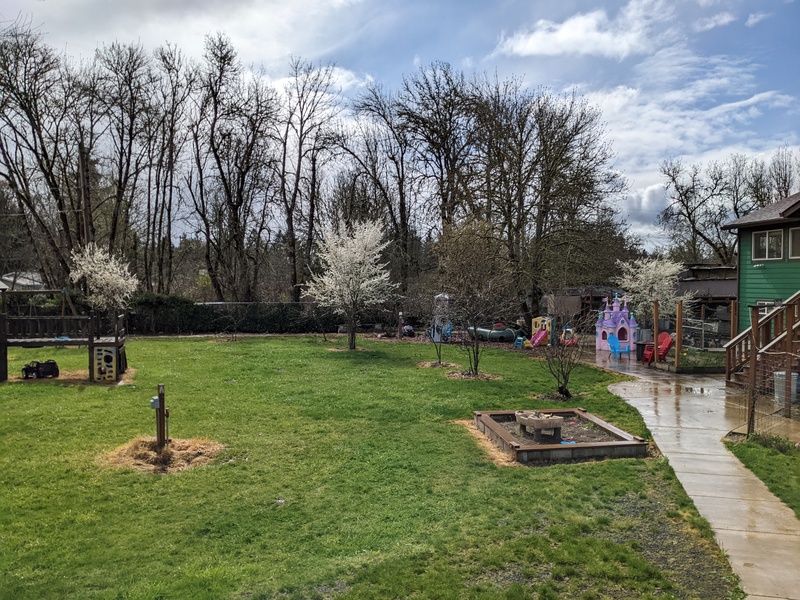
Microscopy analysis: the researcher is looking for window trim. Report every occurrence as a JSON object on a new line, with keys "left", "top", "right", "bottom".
{"left": 752, "top": 229, "right": 783, "bottom": 261}
{"left": 756, "top": 300, "right": 783, "bottom": 316}
{"left": 789, "top": 227, "right": 800, "bottom": 259}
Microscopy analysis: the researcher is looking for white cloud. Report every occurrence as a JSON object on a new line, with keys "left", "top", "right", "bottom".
{"left": 693, "top": 12, "right": 737, "bottom": 32}
{"left": 745, "top": 12, "right": 771, "bottom": 27}
{"left": 624, "top": 184, "right": 669, "bottom": 227}
{"left": 493, "top": 0, "right": 673, "bottom": 60}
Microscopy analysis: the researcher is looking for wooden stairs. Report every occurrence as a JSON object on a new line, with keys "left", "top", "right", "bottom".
{"left": 725, "top": 290, "right": 800, "bottom": 392}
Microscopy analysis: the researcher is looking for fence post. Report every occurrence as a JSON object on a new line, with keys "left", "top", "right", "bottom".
{"left": 675, "top": 300, "right": 682, "bottom": 370}
{"left": 653, "top": 300, "right": 659, "bottom": 349}
{"left": 747, "top": 305, "right": 760, "bottom": 437}
{"left": 785, "top": 304, "right": 795, "bottom": 419}
{"left": 0, "top": 312, "right": 7, "bottom": 383}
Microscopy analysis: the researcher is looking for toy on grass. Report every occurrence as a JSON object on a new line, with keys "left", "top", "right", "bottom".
{"left": 22, "top": 360, "right": 60, "bottom": 379}
{"left": 560, "top": 325, "right": 578, "bottom": 346}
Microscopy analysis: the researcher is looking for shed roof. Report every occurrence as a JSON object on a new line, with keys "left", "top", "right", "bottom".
{"left": 722, "top": 191, "right": 800, "bottom": 230}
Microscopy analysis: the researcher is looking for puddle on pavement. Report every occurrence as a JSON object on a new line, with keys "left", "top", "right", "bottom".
{"left": 682, "top": 386, "right": 713, "bottom": 396}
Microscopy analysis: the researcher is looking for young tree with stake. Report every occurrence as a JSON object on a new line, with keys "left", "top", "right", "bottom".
{"left": 304, "top": 221, "right": 397, "bottom": 350}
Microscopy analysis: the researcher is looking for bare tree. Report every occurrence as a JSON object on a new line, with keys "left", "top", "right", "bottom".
{"left": 273, "top": 57, "right": 341, "bottom": 302}
{"left": 139, "top": 44, "right": 194, "bottom": 294}
{"left": 186, "top": 33, "right": 278, "bottom": 301}
{"left": 397, "top": 61, "right": 475, "bottom": 230}
{"left": 660, "top": 158, "right": 735, "bottom": 264}
{"left": 0, "top": 20, "right": 83, "bottom": 284}
{"left": 94, "top": 41, "right": 156, "bottom": 256}
{"left": 539, "top": 309, "right": 594, "bottom": 398}
{"left": 769, "top": 146, "right": 796, "bottom": 200}
{"left": 659, "top": 150, "right": 799, "bottom": 264}
{"left": 438, "top": 219, "right": 516, "bottom": 376}
{"left": 347, "top": 82, "right": 420, "bottom": 293}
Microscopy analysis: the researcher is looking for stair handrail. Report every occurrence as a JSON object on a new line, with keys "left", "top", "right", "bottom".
{"left": 725, "top": 290, "right": 800, "bottom": 380}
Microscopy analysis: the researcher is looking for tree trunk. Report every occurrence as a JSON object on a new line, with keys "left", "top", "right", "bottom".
{"left": 348, "top": 315, "right": 357, "bottom": 350}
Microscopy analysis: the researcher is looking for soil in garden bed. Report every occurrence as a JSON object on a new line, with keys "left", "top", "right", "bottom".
{"left": 498, "top": 415, "right": 620, "bottom": 445}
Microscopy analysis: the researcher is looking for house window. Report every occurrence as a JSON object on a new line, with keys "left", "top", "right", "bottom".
{"left": 752, "top": 230, "right": 783, "bottom": 260}
{"left": 757, "top": 300, "right": 782, "bottom": 316}
{"left": 790, "top": 228, "right": 800, "bottom": 259}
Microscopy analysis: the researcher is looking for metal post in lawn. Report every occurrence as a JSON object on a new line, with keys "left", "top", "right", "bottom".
{"left": 156, "top": 384, "right": 167, "bottom": 450}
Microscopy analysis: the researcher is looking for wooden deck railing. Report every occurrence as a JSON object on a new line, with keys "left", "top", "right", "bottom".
{"left": 725, "top": 290, "right": 800, "bottom": 385}
{"left": 6, "top": 315, "right": 93, "bottom": 340}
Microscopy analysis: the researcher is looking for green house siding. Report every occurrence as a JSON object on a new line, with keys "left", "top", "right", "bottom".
{"left": 737, "top": 226, "right": 800, "bottom": 331}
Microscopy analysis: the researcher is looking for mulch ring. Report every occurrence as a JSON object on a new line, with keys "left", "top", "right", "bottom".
{"left": 446, "top": 371, "right": 502, "bottom": 381}
{"left": 101, "top": 436, "right": 225, "bottom": 474}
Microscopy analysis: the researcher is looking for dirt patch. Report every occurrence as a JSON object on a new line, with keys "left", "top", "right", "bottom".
{"left": 101, "top": 436, "right": 225, "bottom": 474}
{"left": 454, "top": 420, "right": 523, "bottom": 467}
{"left": 497, "top": 414, "right": 619, "bottom": 445}
{"left": 6, "top": 368, "right": 137, "bottom": 386}
{"left": 447, "top": 371, "right": 502, "bottom": 381}
{"left": 417, "top": 361, "right": 460, "bottom": 369}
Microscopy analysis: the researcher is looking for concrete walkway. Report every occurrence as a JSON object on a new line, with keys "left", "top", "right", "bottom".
{"left": 595, "top": 352, "right": 800, "bottom": 600}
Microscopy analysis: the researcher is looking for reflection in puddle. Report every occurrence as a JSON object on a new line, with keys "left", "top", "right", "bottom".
{"left": 683, "top": 387, "right": 713, "bottom": 396}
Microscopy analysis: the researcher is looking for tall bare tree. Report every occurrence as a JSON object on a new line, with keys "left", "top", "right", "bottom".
{"left": 187, "top": 33, "right": 278, "bottom": 301}
{"left": 140, "top": 44, "right": 194, "bottom": 294}
{"left": 397, "top": 61, "right": 476, "bottom": 230}
{"left": 0, "top": 20, "right": 83, "bottom": 285}
{"left": 347, "top": 82, "right": 420, "bottom": 293}
{"left": 273, "top": 57, "right": 341, "bottom": 302}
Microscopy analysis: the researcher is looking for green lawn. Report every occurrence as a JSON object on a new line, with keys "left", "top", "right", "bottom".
{"left": 727, "top": 435, "right": 800, "bottom": 519}
{"left": 1, "top": 336, "right": 742, "bottom": 599}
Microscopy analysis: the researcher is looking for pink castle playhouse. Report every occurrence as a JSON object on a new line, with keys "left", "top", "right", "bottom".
{"left": 595, "top": 294, "right": 638, "bottom": 351}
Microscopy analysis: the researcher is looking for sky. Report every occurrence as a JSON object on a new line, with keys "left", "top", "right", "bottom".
{"left": 2, "top": 0, "right": 799, "bottom": 247}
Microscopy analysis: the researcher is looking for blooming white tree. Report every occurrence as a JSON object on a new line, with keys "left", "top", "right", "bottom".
{"left": 304, "top": 221, "right": 397, "bottom": 349}
{"left": 70, "top": 243, "right": 138, "bottom": 311}
{"left": 615, "top": 257, "right": 693, "bottom": 324}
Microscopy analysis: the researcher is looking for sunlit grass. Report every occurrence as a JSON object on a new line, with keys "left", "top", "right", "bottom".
{"left": 0, "top": 336, "right": 741, "bottom": 598}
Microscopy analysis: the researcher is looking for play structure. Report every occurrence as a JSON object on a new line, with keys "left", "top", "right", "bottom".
{"left": 595, "top": 294, "right": 638, "bottom": 351}
{"left": 0, "top": 289, "right": 127, "bottom": 383}
{"left": 428, "top": 293, "right": 453, "bottom": 343}
{"left": 527, "top": 317, "right": 578, "bottom": 348}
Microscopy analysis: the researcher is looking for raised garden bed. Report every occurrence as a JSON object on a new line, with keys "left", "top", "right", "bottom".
{"left": 473, "top": 408, "right": 648, "bottom": 463}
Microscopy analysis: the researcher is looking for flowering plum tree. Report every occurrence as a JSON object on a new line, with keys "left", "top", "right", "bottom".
{"left": 615, "top": 257, "right": 693, "bottom": 324}
{"left": 69, "top": 243, "right": 138, "bottom": 311}
{"left": 304, "top": 221, "right": 397, "bottom": 350}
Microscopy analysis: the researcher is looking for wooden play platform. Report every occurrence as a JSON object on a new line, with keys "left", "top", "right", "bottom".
{"left": 0, "top": 289, "right": 127, "bottom": 383}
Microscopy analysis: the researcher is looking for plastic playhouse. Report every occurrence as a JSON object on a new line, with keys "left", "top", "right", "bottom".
{"left": 595, "top": 294, "right": 638, "bottom": 351}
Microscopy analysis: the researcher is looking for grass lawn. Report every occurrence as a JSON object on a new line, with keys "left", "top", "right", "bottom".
{"left": 1, "top": 336, "right": 742, "bottom": 599}
{"left": 726, "top": 435, "right": 800, "bottom": 519}
{"left": 666, "top": 348, "right": 726, "bottom": 368}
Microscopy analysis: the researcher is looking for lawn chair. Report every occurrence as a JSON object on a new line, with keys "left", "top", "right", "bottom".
{"left": 656, "top": 332, "right": 673, "bottom": 361}
{"left": 642, "top": 332, "right": 673, "bottom": 364}
{"left": 607, "top": 333, "right": 631, "bottom": 359}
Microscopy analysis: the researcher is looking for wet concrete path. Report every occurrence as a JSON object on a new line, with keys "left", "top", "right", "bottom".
{"left": 596, "top": 353, "right": 800, "bottom": 599}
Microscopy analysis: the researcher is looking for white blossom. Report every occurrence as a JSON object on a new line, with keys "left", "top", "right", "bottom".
{"left": 615, "top": 257, "right": 693, "bottom": 320}
{"left": 304, "top": 221, "right": 397, "bottom": 349}
{"left": 69, "top": 243, "right": 138, "bottom": 310}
